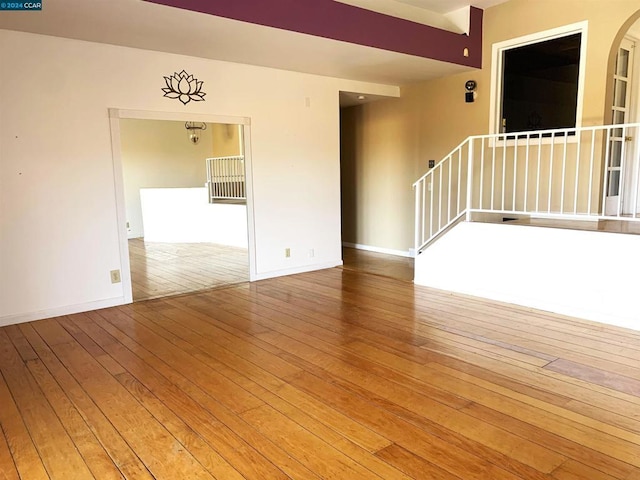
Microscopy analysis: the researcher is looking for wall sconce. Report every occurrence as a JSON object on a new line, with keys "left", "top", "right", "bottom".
{"left": 465, "top": 80, "right": 477, "bottom": 103}
{"left": 185, "top": 121, "right": 207, "bottom": 144}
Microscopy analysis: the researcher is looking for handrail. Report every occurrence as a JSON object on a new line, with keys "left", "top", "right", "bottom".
{"left": 413, "top": 137, "right": 471, "bottom": 187}
{"left": 414, "top": 123, "right": 640, "bottom": 254}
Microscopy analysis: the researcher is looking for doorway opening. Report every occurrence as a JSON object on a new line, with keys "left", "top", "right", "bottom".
{"left": 109, "top": 110, "right": 256, "bottom": 303}
{"left": 338, "top": 91, "right": 414, "bottom": 282}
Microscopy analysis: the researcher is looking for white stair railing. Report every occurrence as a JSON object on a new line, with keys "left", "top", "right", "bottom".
{"left": 414, "top": 123, "right": 640, "bottom": 253}
{"left": 206, "top": 156, "right": 246, "bottom": 202}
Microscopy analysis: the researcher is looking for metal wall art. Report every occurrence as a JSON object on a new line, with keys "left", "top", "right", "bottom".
{"left": 162, "top": 70, "right": 206, "bottom": 105}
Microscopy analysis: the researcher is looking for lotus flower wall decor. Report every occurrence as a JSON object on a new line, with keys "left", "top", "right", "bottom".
{"left": 162, "top": 70, "right": 206, "bottom": 105}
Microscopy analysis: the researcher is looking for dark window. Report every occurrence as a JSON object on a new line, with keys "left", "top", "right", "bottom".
{"left": 501, "top": 33, "right": 581, "bottom": 134}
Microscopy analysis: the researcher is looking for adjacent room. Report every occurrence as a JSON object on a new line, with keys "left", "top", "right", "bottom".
{"left": 118, "top": 118, "right": 249, "bottom": 300}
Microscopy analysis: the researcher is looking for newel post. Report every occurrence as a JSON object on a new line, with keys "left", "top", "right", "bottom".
{"left": 466, "top": 139, "right": 474, "bottom": 221}
{"left": 414, "top": 182, "right": 420, "bottom": 254}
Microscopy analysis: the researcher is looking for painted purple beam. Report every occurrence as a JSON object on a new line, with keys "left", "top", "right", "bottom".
{"left": 145, "top": 0, "right": 483, "bottom": 68}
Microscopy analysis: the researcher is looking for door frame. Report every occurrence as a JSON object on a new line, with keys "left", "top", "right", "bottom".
{"left": 108, "top": 108, "right": 257, "bottom": 304}
{"left": 625, "top": 35, "right": 640, "bottom": 215}
{"left": 606, "top": 37, "right": 637, "bottom": 215}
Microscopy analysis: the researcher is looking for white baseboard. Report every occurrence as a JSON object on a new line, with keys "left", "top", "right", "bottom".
{"left": 253, "top": 261, "right": 343, "bottom": 281}
{"left": 342, "top": 242, "right": 415, "bottom": 258}
{"left": 0, "top": 296, "right": 129, "bottom": 328}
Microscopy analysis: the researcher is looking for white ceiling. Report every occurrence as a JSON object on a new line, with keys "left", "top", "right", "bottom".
{"left": 393, "top": 0, "right": 508, "bottom": 13}
{"left": 338, "top": 0, "right": 507, "bottom": 31}
{"left": 0, "top": 0, "right": 508, "bottom": 92}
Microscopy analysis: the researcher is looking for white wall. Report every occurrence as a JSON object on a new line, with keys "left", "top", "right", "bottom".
{"left": 211, "top": 123, "right": 243, "bottom": 157}
{"left": 415, "top": 222, "right": 640, "bottom": 331}
{"left": 120, "top": 119, "right": 214, "bottom": 238}
{"left": 140, "top": 188, "right": 248, "bottom": 247}
{"left": 0, "top": 29, "right": 399, "bottom": 325}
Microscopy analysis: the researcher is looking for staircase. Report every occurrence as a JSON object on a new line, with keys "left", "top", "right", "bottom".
{"left": 412, "top": 124, "right": 640, "bottom": 331}
{"left": 413, "top": 124, "right": 640, "bottom": 253}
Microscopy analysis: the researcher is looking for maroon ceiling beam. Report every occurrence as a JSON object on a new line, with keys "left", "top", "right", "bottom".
{"left": 145, "top": 0, "right": 483, "bottom": 69}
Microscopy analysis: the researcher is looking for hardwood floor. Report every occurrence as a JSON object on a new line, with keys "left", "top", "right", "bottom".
{"left": 506, "top": 217, "right": 640, "bottom": 235}
{"left": 2, "top": 268, "right": 640, "bottom": 479}
{"left": 342, "top": 247, "right": 414, "bottom": 281}
{"left": 129, "top": 238, "right": 248, "bottom": 301}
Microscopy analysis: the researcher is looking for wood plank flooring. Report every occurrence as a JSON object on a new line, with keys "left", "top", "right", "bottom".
{"left": 2, "top": 267, "right": 640, "bottom": 479}
{"left": 128, "top": 238, "right": 248, "bottom": 301}
{"left": 507, "top": 217, "right": 640, "bottom": 235}
{"left": 342, "top": 247, "right": 414, "bottom": 281}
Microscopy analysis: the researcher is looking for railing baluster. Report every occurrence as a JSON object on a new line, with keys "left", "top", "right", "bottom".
{"left": 491, "top": 138, "right": 496, "bottom": 210}
{"left": 618, "top": 126, "right": 628, "bottom": 218}
{"left": 536, "top": 135, "right": 542, "bottom": 213}
{"left": 457, "top": 149, "right": 462, "bottom": 215}
{"left": 421, "top": 180, "right": 426, "bottom": 243}
{"left": 502, "top": 135, "right": 507, "bottom": 211}
{"left": 429, "top": 168, "right": 434, "bottom": 239}
{"left": 467, "top": 140, "right": 474, "bottom": 221}
{"left": 235, "top": 158, "right": 239, "bottom": 198}
{"left": 228, "top": 159, "right": 232, "bottom": 197}
{"left": 634, "top": 127, "right": 640, "bottom": 219}
{"left": 439, "top": 164, "right": 443, "bottom": 230}
{"left": 548, "top": 132, "right": 555, "bottom": 213}
{"left": 561, "top": 131, "right": 568, "bottom": 214}
{"left": 602, "top": 128, "right": 612, "bottom": 216}
{"left": 230, "top": 157, "right": 234, "bottom": 197}
{"left": 479, "top": 138, "right": 485, "bottom": 210}
{"left": 215, "top": 159, "right": 220, "bottom": 197}
{"left": 448, "top": 154, "right": 452, "bottom": 223}
{"left": 415, "top": 181, "right": 421, "bottom": 251}
{"left": 513, "top": 135, "right": 518, "bottom": 211}
{"left": 588, "top": 130, "right": 596, "bottom": 215}
{"left": 524, "top": 134, "right": 530, "bottom": 212}
{"left": 574, "top": 130, "right": 581, "bottom": 214}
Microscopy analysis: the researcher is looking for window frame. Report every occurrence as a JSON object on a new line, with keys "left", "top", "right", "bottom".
{"left": 489, "top": 22, "right": 589, "bottom": 140}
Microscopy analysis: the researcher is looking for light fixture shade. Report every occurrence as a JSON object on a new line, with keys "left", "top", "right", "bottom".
{"left": 185, "top": 121, "right": 207, "bottom": 145}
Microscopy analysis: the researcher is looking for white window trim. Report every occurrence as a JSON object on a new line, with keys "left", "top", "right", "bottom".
{"left": 489, "top": 21, "right": 589, "bottom": 138}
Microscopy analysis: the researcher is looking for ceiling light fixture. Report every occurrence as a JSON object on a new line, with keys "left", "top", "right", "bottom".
{"left": 185, "top": 121, "right": 207, "bottom": 144}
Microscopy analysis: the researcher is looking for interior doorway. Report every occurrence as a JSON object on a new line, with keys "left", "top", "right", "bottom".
{"left": 611, "top": 15, "right": 640, "bottom": 216}
{"left": 338, "top": 91, "right": 414, "bottom": 282}
{"left": 606, "top": 37, "right": 636, "bottom": 215}
{"left": 109, "top": 109, "right": 256, "bottom": 303}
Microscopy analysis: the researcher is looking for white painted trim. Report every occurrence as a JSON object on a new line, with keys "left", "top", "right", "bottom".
{"left": 108, "top": 108, "right": 250, "bottom": 126}
{"left": 622, "top": 36, "right": 640, "bottom": 214}
{"left": 0, "top": 297, "right": 127, "bottom": 327}
{"left": 242, "top": 124, "right": 259, "bottom": 282}
{"left": 108, "top": 112, "right": 133, "bottom": 304}
{"left": 108, "top": 108, "right": 258, "bottom": 287}
{"left": 489, "top": 21, "right": 589, "bottom": 136}
{"left": 342, "top": 242, "right": 415, "bottom": 258}
{"left": 253, "top": 261, "right": 343, "bottom": 281}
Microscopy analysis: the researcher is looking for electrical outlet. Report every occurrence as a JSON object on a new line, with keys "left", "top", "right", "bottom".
{"left": 308, "top": 249, "right": 315, "bottom": 258}
{"left": 285, "top": 248, "right": 291, "bottom": 258}
{"left": 428, "top": 159, "right": 435, "bottom": 168}
{"left": 110, "top": 269, "right": 121, "bottom": 284}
